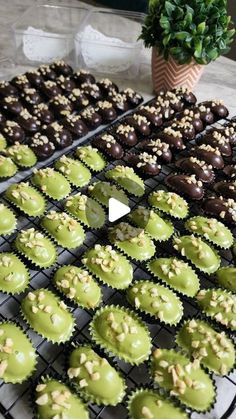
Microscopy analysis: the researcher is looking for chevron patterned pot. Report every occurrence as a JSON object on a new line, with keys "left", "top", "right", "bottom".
{"left": 152, "top": 47, "right": 204, "bottom": 93}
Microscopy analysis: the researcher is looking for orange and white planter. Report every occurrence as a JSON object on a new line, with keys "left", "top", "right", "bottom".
{"left": 152, "top": 47, "right": 204, "bottom": 93}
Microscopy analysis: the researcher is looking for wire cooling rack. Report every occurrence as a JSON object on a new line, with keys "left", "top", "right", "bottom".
{"left": 0, "top": 108, "right": 235, "bottom": 419}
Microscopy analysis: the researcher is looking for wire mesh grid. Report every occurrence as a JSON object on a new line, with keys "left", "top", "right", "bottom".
{"left": 0, "top": 107, "right": 235, "bottom": 419}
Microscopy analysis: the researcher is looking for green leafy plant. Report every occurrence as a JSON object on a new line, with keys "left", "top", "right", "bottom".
{"left": 140, "top": 0, "right": 235, "bottom": 64}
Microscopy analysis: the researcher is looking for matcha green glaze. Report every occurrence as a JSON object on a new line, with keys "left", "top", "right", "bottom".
{"left": 0, "top": 322, "right": 36, "bottom": 383}
{"left": 215, "top": 266, "right": 236, "bottom": 292}
{"left": 0, "top": 203, "right": 16, "bottom": 235}
{"left": 0, "top": 134, "right": 7, "bottom": 151}
{"left": 148, "top": 257, "right": 200, "bottom": 297}
{"left": 90, "top": 305, "right": 151, "bottom": 364}
{"left": 76, "top": 145, "right": 106, "bottom": 171}
{"left": 128, "top": 388, "right": 188, "bottom": 419}
{"left": 0, "top": 252, "right": 29, "bottom": 294}
{"left": 35, "top": 378, "right": 89, "bottom": 419}
{"left": 68, "top": 346, "right": 126, "bottom": 405}
{"left": 0, "top": 155, "right": 17, "bottom": 178}
{"left": 53, "top": 265, "right": 101, "bottom": 309}
{"left": 15, "top": 228, "right": 57, "bottom": 268}
{"left": 105, "top": 165, "right": 145, "bottom": 197}
{"left": 148, "top": 190, "right": 188, "bottom": 219}
{"left": 185, "top": 216, "right": 233, "bottom": 249}
{"left": 129, "top": 206, "right": 174, "bottom": 241}
{"left": 88, "top": 181, "right": 129, "bottom": 207}
{"left": 65, "top": 193, "right": 105, "bottom": 229}
{"left": 5, "top": 143, "right": 37, "bottom": 168}
{"left": 5, "top": 182, "right": 45, "bottom": 217}
{"left": 108, "top": 222, "right": 155, "bottom": 261}
{"left": 173, "top": 235, "right": 220, "bottom": 274}
{"left": 176, "top": 319, "right": 235, "bottom": 376}
{"left": 21, "top": 289, "right": 75, "bottom": 343}
{"left": 82, "top": 244, "right": 133, "bottom": 289}
{"left": 54, "top": 155, "right": 91, "bottom": 187}
{"left": 196, "top": 288, "right": 236, "bottom": 331}
{"left": 150, "top": 348, "right": 215, "bottom": 411}
{"left": 41, "top": 211, "right": 85, "bottom": 249}
{"left": 126, "top": 280, "right": 183, "bottom": 325}
{"left": 31, "top": 167, "right": 71, "bottom": 200}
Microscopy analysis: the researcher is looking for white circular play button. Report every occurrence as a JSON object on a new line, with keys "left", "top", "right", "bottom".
{"left": 108, "top": 197, "right": 130, "bottom": 222}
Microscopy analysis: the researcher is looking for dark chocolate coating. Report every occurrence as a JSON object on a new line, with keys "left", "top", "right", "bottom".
{"left": 80, "top": 83, "right": 103, "bottom": 102}
{"left": 124, "top": 152, "right": 161, "bottom": 176}
{"left": 113, "top": 124, "right": 138, "bottom": 147}
{"left": 17, "top": 111, "right": 41, "bottom": 134}
{"left": 44, "top": 123, "right": 72, "bottom": 149}
{"left": 196, "top": 107, "right": 215, "bottom": 125}
{"left": 175, "top": 156, "right": 215, "bottom": 183}
{"left": 41, "top": 81, "right": 62, "bottom": 99}
{"left": 197, "top": 132, "right": 232, "bottom": 157}
{"left": 96, "top": 101, "right": 117, "bottom": 123}
{"left": 39, "top": 65, "right": 57, "bottom": 81}
{"left": 21, "top": 88, "right": 43, "bottom": 108}
{"left": 56, "top": 76, "right": 76, "bottom": 94}
{"left": 173, "top": 88, "right": 197, "bottom": 106}
{"left": 138, "top": 107, "right": 163, "bottom": 127}
{"left": 11, "top": 74, "right": 31, "bottom": 91}
{"left": 2, "top": 121, "right": 25, "bottom": 144}
{"left": 192, "top": 117, "right": 204, "bottom": 133}
{"left": 92, "top": 134, "right": 124, "bottom": 159}
{"left": 201, "top": 101, "right": 229, "bottom": 119}
{"left": 109, "top": 93, "right": 130, "bottom": 113}
{"left": 138, "top": 138, "right": 172, "bottom": 163}
{"left": 32, "top": 104, "right": 55, "bottom": 125}
{"left": 97, "top": 79, "right": 118, "bottom": 95}
{"left": 165, "top": 173, "right": 204, "bottom": 200}
{"left": 203, "top": 197, "right": 236, "bottom": 223}
{"left": 73, "top": 71, "right": 96, "bottom": 85}
{"left": 124, "top": 115, "right": 151, "bottom": 136}
{"left": 68, "top": 89, "right": 90, "bottom": 110}
{"left": 61, "top": 115, "right": 88, "bottom": 137}
{"left": 25, "top": 71, "right": 44, "bottom": 88}
{"left": 50, "top": 60, "right": 73, "bottom": 76}
{"left": 0, "top": 112, "right": 6, "bottom": 126}
{"left": 158, "top": 129, "right": 185, "bottom": 150}
{"left": 49, "top": 95, "right": 73, "bottom": 118}
{"left": 80, "top": 107, "right": 102, "bottom": 129}
{"left": 223, "top": 125, "right": 236, "bottom": 146}
{"left": 31, "top": 134, "right": 55, "bottom": 160}
{"left": 1, "top": 96, "right": 23, "bottom": 116}
{"left": 223, "top": 165, "right": 236, "bottom": 179}
{"left": 214, "top": 181, "right": 236, "bottom": 201}
{"left": 0, "top": 81, "right": 18, "bottom": 97}
{"left": 173, "top": 122, "right": 195, "bottom": 141}
{"left": 193, "top": 146, "right": 224, "bottom": 169}
{"left": 122, "top": 88, "right": 143, "bottom": 107}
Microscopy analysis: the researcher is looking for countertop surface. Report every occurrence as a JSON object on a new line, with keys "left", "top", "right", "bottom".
{"left": 0, "top": 1, "right": 235, "bottom": 419}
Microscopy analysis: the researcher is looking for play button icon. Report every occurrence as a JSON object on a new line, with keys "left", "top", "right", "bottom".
{"left": 108, "top": 198, "right": 130, "bottom": 222}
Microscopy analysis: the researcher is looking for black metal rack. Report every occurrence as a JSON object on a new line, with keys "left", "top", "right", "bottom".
{"left": 0, "top": 109, "right": 235, "bottom": 419}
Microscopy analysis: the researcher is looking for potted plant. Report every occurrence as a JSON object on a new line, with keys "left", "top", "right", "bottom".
{"left": 140, "top": 0, "right": 235, "bottom": 92}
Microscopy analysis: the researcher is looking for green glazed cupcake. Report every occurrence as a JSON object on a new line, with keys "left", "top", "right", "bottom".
{"left": 65, "top": 193, "right": 105, "bottom": 229}
{"left": 150, "top": 348, "right": 216, "bottom": 412}
{"left": 127, "top": 388, "right": 188, "bottom": 419}
{"left": 129, "top": 206, "right": 174, "bottom": 241}
{"left": 0, "top": 155, "right": 17, "bottom": 179}
{"left": 35, "top": 378, "right": 89, "bottom": 419}
{"left": 76, "top": 145, "right": 106, "bottom": 171}
{"left": 68, "top": 345, "right": 126, "bottom": 405}
{"left": 5, "top": 182, "right": 46, "bottom": 217}
{"left": 0, "top": 252, "right": 29, "bottom": 294}
{"left": 215, "top": 266, "right": 236, "bottom": 292}
{"left": 82, "top": 244, "right": 133, "bottom": 289}
{"left": 0, "top": 203, "right": 16, "bottom": 235}
{"left": 21, "top": 289, "right": 75, "bottom": 343}
{"left": 41, "top": 211, "right": 85, "bottom": 249}
{"left": 53, "top": 265, "right": 101, "bottom": 309}
{"left": 0, "top": 322, "right": 36, "bottom": 383}
{"left": 106, "top": 165, "right": 145, "bottom": 197}
{"left": 147, "top": 257, "right": 200, "bottom": 297}
{"left": 148, "top": 190, "right": 188, "bottom": 219}
{"left": 54, "top": 155, "right": 91, "bottom": 187}
{"left": 196, "top": 288, "right": 236, "bottom": 331}
{"left": 108, "top": 222, "right": 155, "bottom": 261}
{"left": 0, "top": 134, "right": 7, "bottom": 151}
{"left": 185, "top": 216, "right": 233, "bottom": 249}
{"left": 14, "top": 228, "right": 57, "bottom": 268}
{"left": 90, "top": 305, "right": 151, "bottom": 365}
{"left": 31, "top": 168, "right": 71, "bottom": 200}
{"left": 176, "top": 319, "right": 235, "bottom": 376}
{"left": 5, "top": 142, "right": 37, "bottom": 168}
{"left": 126, "top": 280, "right": 183, "bottom": 325}
{"left": 88, "top": 181, "right": 129, "bottom": 206}
{"left": 173, "top": 235, "right": 220, "bottom": 274}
